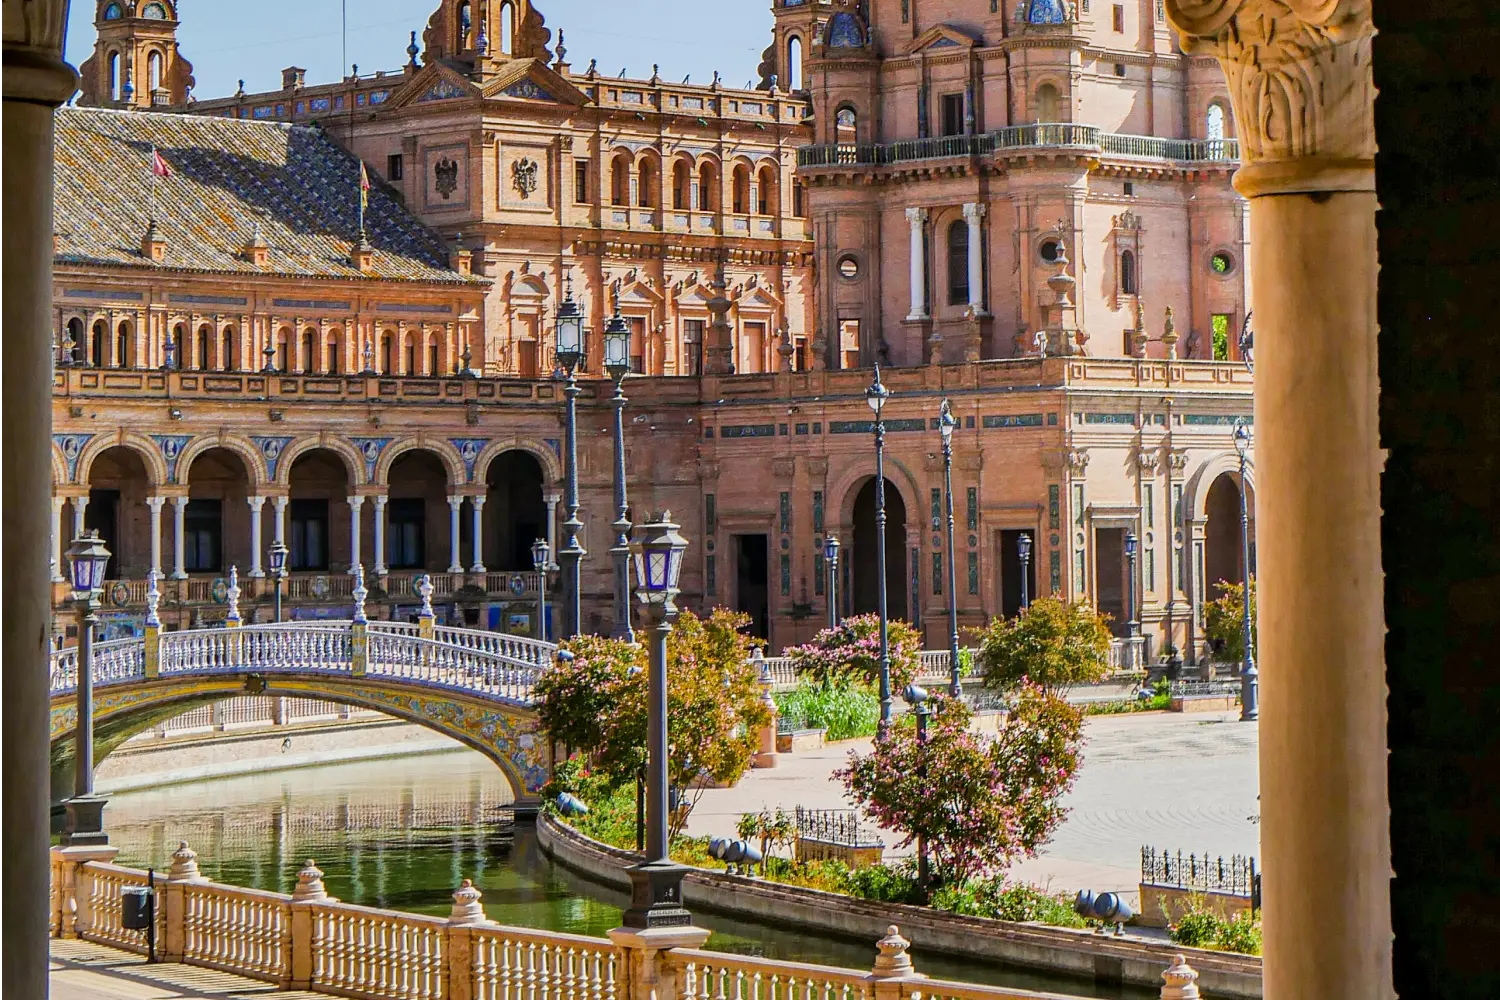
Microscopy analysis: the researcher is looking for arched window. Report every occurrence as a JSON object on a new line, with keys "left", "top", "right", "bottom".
{"left": 67, "top": 318, "right": 85, "bottom": 364}
{"left": 1036, "top": 83, "right": 1060, "bottom": 123}
{"left": 792, "top": 178, "right": 805, "bottom": 217}
{"left": 835, "top": 105, "right": 857, "bottom": 135}
{"left": 326, "top": 332, "right": 341, "bottom": 373}
{"left": 672, "top": 160, "right": 691, "bottom": 211}
{"left": 221, "top": 327, "right": 236, "bottom": 370}
{"left": 637, "top": 158, "right": 656, "bottom": 208}
{"left": 732, "top": 163, "right": 750, "bottom": 214}
{"left": 405, "top": 334, "right": 418, "bottom": 375}
{"left": 787, "top": 36, "right": 804, "bottom": 91}
{"left": 171, "top": 323, "right": 185, "bottom": 369}
{"left": 115, "top": 321, "right": 131, "bottom": 368}
{"left": 757, "top": 164, "right": 777, "bottom": 215}
{"left": 1120, "top": 250, "right": 1138, "bottom": 295}
{"left": 148, "top": 51, "right": 163, "bottom": 93}
{"left": 302, "top": 330, "right": 318, "bottom": 373}
{"left": 429, "top": 338, "right": 442, "bottom": 375}
{"left": 610, "top": 154, "right": 630, "bottom": 206}
{"left": 277, "top": 327, "right": 291, "bottom": 371}
{"left": 108, "top": 52, "right": 120, "bottom": 101}
{"left": 196, "top": 324, "right": 211, "bottom": 369}
{"left": 92, "top": 321, "right": 107, "bottom": 366}
{"left": 458, "top": 1, "right": 473, "bottom": 48}
{"left": 1206, "top": 103, "right": 1226, "bottom": 141}
{"left": 947, "top": 219, "right": 970, "bottom": 305}
{"left": 697, "top": 162, "right": 718, "bottom": 211}
{"left": 499, "top": 1, "right": 515, "bottom": 54}
{"left": 381, "top": 333, "right": 394, "bottom": 374}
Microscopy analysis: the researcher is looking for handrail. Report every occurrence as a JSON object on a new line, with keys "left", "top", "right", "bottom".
{"left": 797, "top": 124, "right": 1240, "bottom": 169}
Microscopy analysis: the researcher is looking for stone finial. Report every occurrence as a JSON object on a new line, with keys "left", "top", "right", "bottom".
{"left": 225, "top": 566, "right": 242, "bottom": 623}
{"left": 777, "top": 321, "right": 795, "bottom": 373}
{"left": 418, "top": 573, "right": 435, "bottom": 618}
{"left": 167, "top": 841, "right": 206, "bottom": 883}
{"left": 352, "top": 564, "right": 368, "bottom": 624}
{"left": 871, "top": 925, "right": 917, "bottom": 979}
{"left": 293, "top": 859, "right": 330, "bottom": 901}
{"left": 1160, "top": 955, "right": 1200, "bottom": 1000}
{"left": 1162, "top": 306, "right": 1180, "bottom": 360}
{"left": 449, "top": 878, "right": 490, "bottom": 926}
{"left": 145, "top": 570, "right": 162, "bottom": 628}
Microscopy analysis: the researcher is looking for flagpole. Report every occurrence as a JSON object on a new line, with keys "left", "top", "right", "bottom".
{"left": 149, "top": 146, "right": 158, "bottom": 226}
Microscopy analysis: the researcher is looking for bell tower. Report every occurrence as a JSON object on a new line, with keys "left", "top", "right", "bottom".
{"left": 421, "top": 0, "right": 553, "bottom": 80}
{"left": 78, "top": 1, "right": 195, "bottom": 109}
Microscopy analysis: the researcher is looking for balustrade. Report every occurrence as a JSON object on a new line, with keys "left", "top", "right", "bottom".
{"left": 798, "top": 124, "right": 1239, "bottom": 170}
{"left": 471, "top": 925, "right": 620, "bottom": 1000}
{"left": 669, "top": 949, "right": 874, "bottom": 1000}
{"left": 182, "top": 882, "right": 291, "bottom": 981}
{"left": 311, "top": 905, "right": 447, "bottom": 999}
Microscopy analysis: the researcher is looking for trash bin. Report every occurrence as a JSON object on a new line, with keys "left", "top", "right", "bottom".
{"left": 121, "top": 887, "right": 154, "bottom": 931}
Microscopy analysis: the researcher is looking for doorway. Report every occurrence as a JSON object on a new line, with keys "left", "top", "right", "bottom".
{"left": 998, "top": 529, "right": 1037, "bottom": 620}
{"left": 734, "top": 534, "right": 769, "bottom": 641}
{"left": 84, "top": 489, "right": 121, "bottom": 579}
{"left": 851, "top": 478, "right": 909, "bottom": 622}
{"left": 1093, "top": 527, "right": 1129, "bottom": 637}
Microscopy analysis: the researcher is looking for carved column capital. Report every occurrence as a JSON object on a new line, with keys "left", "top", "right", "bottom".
{"left": 1165, "top": 0, "right": 1375, "bottom": 196}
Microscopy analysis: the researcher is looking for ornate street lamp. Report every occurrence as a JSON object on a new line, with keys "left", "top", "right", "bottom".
{"left": 903, "top": 682, "right": 932, "bottom": 893}
{"left": 603, "top": 295, "right": 635, "bottom": 642}
{"left": 623, "top": 511, "right": 692, "bottom": 929}
{"left": 1124, "top": 530, "right": 1140, "bottom": 639}
{"left": 555, "top": 273, "right": 587, "bottom": 638}
{"left": 1018, "top": 532, "right": 1033, "bottom": 612}
{"left": 532, "top": 537, "right": 551, "bottom": 642}
{"left": 824, "top": 535, "right": 840, "bottom": 629}
{"left": 65, "top": 530, "right": 112, "bottom": 846}
{"left": 867, "top": 366, "right": 893, "bottom": 735}
{"left": 1233, "top": 418, "right": 1259, "bottom": 722}
{"left": 268, "top": 538, "right": 289, "bottom": 623}
{"left": 938, "top": 400, "right": 961, "bottom": 698}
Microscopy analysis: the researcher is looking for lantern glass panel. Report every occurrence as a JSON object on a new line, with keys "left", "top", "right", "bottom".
{"left": 604, "top": 322, "right": 630, "bottom": 371}
{"left": 556, "top": 305, "right": 584, "bottom": 358}
{"left": 668, "top": 546, "right": 685, "bottom": 589}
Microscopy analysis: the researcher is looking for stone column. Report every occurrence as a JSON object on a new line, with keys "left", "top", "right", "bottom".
{"left": 71, "top": 493, "right": 88, "bottom": 538}
{"left": 5, "top": 16, "right": 79, "bottom": 992}
{"left": 543, "top": 489, "right": 561, "bottom": 562}
{"left": 1165, "top": 3, "right": 1387, "bottom": 997}
{"left": 905, "top": 206, "right": 929, "bottom": 321}
{"left": 272, "top": 495, "right": 288, "bottom": 548}
{"left": 50, "top": 496, "right": 64, "bottom": 582}
{"left": 372, "top": 494, "right": 388, "bottom": 576}
{"left": 469, "top": 494, "right": 486, "bottom": 574}
{"left": 962, "top": 202, "right": 987, "bottom": 314}
{"left": 246, "top": 496, "right": 266, "bottom": 577}
{"left": 347, "top": 496, "right": 363, "bottom": 574}
{"left": 146, "top": 496, "right": 165, "bottom": 580}
{"left": 170, "top": 496, "right": 189, "bottom": 579}
{"left": 447, "top": 495, "right": 464, "bottom": 573}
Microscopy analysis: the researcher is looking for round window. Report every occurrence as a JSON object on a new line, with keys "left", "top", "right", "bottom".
{"left": 1039, "top": 238, "right": 1063, "bottom": 264}
{"left": 1210, "top": 251, "right": 1235, "bottom": 275}
{"left": 837, "top": 255, "right": 860, "bottom": 280}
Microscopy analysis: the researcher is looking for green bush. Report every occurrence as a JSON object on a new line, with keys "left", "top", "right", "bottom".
{"left": 1169, "top": 905, "right": 1263, "bottom": 956}
{"left": 1168, "top": 909, "right": 1222, "bottom": 948}
{"left": 841, "top": 860, "right": 924, "bottom": 904}
{"left": 775, "top": 682, "right": 880, "bottom": 741}
{"left": 930, "top": 880, "right": 1086, "bottom": 928}
{"left": 1084, "top": 678, "right": 1172, "bottom": 715}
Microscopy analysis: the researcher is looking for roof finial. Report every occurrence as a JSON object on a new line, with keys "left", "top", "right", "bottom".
{"left": 407, "top": 30, "right": 420, "bottom": 69}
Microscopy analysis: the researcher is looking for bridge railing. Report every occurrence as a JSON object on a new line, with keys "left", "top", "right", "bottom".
{"left": 366, "top": 630, "right": 545, "bottom": 703}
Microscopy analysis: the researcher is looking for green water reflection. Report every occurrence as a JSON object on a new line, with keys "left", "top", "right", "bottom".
{"left": 103, "top": 750, "right": 1150, "bottom": 999}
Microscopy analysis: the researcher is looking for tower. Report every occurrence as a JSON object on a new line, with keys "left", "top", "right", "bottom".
{"left": 421, "top": 0, "right": 553, "bottom": 80}
{"left": 77, "top": 1, "right": 195, "bottom": 109}
{"left": 763, "top": 0, "right": 825, "bottom": 92}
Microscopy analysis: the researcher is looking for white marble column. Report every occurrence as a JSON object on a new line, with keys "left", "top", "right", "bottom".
{"left": 544, "top": 489, "right": 561, "bottom": 568}
{"left": 372, "top": 494, "right": 388, "bottom": 575}
{"left": 905, "top": 206, "right": 929, "bottom": 321}
{"left": 963, "top": 202, "right": 987, "bottom": 314}
{"left": 247, "top": 496, "right": 266, "bottom": 577}
{"left": 469, "top": 495, "right": 487, "bottom": 573}
{"left": 71, "top": 494, "right": 88, "bottom": 539}
{"left": 49, "top": 497, "right": 64, "bottom": 582}
{"left": 347, "top": 496, "right": 364, "bottom": 574}
{"left": 447, "top": 495, "right": 464, "bottom": 573}
{"left": 146, "top": 496, "right": 165, "bottom": 580}
{"left": 272, "top": 495, "right": 288, "bottom": 547}
{"left": 170, "top": 495, "right": 189, "bottom": 579}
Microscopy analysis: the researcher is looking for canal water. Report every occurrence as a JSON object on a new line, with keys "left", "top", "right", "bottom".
{"left": 104, "top": 750, "right": 1153, "bottom": 999}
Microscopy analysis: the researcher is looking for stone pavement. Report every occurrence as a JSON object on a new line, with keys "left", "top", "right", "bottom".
{"left": 683, "top": 709, "right": 1261, "bottom": 903}
{"left": 50, "top": 938, "right": 318, "bottom": 999}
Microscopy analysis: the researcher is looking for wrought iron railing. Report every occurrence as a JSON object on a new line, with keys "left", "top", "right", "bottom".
{"left": 794, "top": 807, "right": 884, "bottom": 848}
{"left": 1141, "top": 845, "right": 1259, "bottom": 900}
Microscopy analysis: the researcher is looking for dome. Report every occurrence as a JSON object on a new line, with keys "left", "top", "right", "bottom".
{"left": 1027, "top": 0, "right": 1068, "bottom": 24}
{"left": 825, "top": 12, "right": 866, "bottom": 49}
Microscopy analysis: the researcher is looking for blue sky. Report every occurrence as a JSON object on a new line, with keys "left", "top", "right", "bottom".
{"left": 65, "top": 1, "right": 776, "bottom": 99}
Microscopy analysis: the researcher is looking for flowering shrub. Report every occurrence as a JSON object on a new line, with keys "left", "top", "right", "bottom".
{"left": 838, "top": 683, "right": 1085, "bottom": 885}
{"left": 785, "top": 614, "right": 921, "bottom": 692}
{"left": 1203, "top": 577, "right": 1257, "bottom": 663}
{"left": 976, "top": 597, "right": 1112, "bottom": 694}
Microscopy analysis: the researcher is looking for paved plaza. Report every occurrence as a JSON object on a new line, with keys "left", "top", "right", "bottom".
{"left": 683, "top": 709, "right": 1262, "bottom": 902}
{"left": 50, "top": 939, "right": 315, "bottom": 1000}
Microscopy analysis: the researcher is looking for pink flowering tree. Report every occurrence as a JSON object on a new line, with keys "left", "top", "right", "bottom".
{"left": 837, "top": 682, "right": 1084, "bottom": 885}
{"left": 785, "top": 613, "right": 921, "bottom": 692}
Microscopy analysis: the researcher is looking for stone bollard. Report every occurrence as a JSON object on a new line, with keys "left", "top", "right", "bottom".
{"left": 161, "top": 841, "right": 209, "bottom": 963}
{"left": 751, "top": 648, "right": 778, "bottom": 768}
{"left": 1160, "top": 954, "right": 1200, "bottom": 1000}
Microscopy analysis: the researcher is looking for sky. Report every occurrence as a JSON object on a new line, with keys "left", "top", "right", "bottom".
{"left": 64, "top": 1, "right": 776, "bottom": 99}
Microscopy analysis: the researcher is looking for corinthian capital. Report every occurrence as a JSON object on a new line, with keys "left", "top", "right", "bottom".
{"left": 1165, "top": 0, "right": 1375, "bottom": 196}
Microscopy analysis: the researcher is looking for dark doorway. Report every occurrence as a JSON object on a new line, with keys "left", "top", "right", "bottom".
{"left": 289, "top": 498, "right": 329, "bottom": 571}
{"left": 734, "top": 534, "right": 769, "bottom": 641}
{"left": 1094, "top": 527, "right": 1128, "bottom": 637}
{"left": 85, "top": 489, "right": 121, "bottom": 579}
{"left": 183, "top": 499, "right": 223, "bottom": 574}
{"left": 999, "top": 529, "right": 1038, "bottom": 620}
{"left": 388, "top": 498, "right": 426, "bottom": 570}
{"left": 1204, "top": 473, "right": 1246, "bottom": 603}
{"left": 851, "top": 478, "right": 909, "bottom": 622}
{"left": 486, "top": 451, "right": 546, "bottom": 570}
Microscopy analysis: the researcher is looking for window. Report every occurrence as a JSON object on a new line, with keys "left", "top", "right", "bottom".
{"left": 672, "top": 160, "right": 691, "bottom": 210}
{"left": 222, "top": 328, "right": 236, "bottom": 370}
{"left": 429, "top": 340, "right": 442, "bottom": 375}
{"left": 698, "top": 162, "right": 717, "bottom": 211}
{"left": 499, "top": 0, "right": 515, "bottom": 54}
{"left": 92, "top": 321, "right": 106, "bottom": 366}
{"left": 1120, "top": 250, "right": 1138, "bottom": 295}
{"left": 1124, "top": 181, "right": 1135, "bottom": 196}
{"left": 66, "top": 318, "right": 84, "bottom": 363}
{"left": 757, "top": 165, "right": 776, "bottom": 214}
{"left": 388, "top": 498, "right": 425, "bottom": 569}
{"left": 732, "top": 164, "right": 749, "bottom": 214}
{"left": 941, "top": 94, "right": 964, "bottom": 136}
{"left": 302, "top": 331, "right": 318, "bottom": 373}
{"left": 517, "top": 340, "right": 538, "bottom": 376}
{"left": 1039, "top": 237, "right": 1063, "bottom": 264}
{"left": 743, "top": 321, "right": 766, "bottom": 374}
{"left": 1206, "top": 103, "right": 1227, "bottom": 141}
{"left": 387, "top": 153, "right": 404, "bottom": 180}
{"left": 1212, "top": 313, "right": 1232, "bottom": 361}
{"left": 405, "top": 335, "right": 418, "bottom": 374}
{"left": 787, "top": 36, "right": 803, "bottom": 91}
{"left": 1035, "top": 83, "right": 1060, "bottom": 123}
{"left": 838, "top": 254, "right": 860, "bottom": 280}
{"left": 682, "top": 320, "right": 703, "bottom": 376}
{"left": 1211, "top": 250, "right": 1236, "bottom": 275}
{"left": 839, "top": 319, "right": 860, "bottom": 371}
{"left": 637, "top": 158, "right": 656, "bottom": 208}
{"left": 148, "top": 51, "right": 162, "bottom": 92}
{"left": 610, "top": 155, "right": 629, "bottom": 206}
{"left": 629, "top": 317, "right": 646, "bottom": 374}
{"left": 1113, "top": 4, "right": 1125, "bottom": 31}
{"left": 1114, "top": 63, "right": 1126, "bottom": 78}
{"left": 325, "top": 334, "right": 341, "bottom": 373}
{"left": 381, "top": 333, "right": 394, "bottom": 374}
{"left": 835, "top": 106, "right": 857, "bottom": 133}
{"left": 947, "top": 220, "right": 970, "bottom": 305}
{"left": 574, "top": 158, "right": 589, "bottom": 203}
{"left": 289, "top": 499, "right": 329, "bottom": 571}
{"left": 196, "top": 326, "right": 211, "bottom": 370}
{"left": 792, "top": 178, "right": 804, "bottom": 217}
{"left": 115, "top": 321, "right": 131, "bottom": 368}
{"left": 183, "top": 500, "right": 222, "bottom": 573}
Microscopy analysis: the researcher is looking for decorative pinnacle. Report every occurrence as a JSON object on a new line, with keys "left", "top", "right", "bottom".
{"left": 352, "top": 564, "right": 368, "bottom": 624}
{"left": 167, "top": 841, "right": 205, "bottom": 883}
{"left": 145, "top": 569, "right": 162, "bottom": 628}
{"left": 293, "top": 860, "right": 330, "bottom": 901}
{"left": 450, "top": 878, "right": 490, "bottom": 925}
{"left": 418, "top": 573, "right": 435, "bottom": 618}
{"left": 225, "top": 566, "right": 242, "bottom": 622}
{"left": 871, "top": 925, "right": 916, "bottom": 979}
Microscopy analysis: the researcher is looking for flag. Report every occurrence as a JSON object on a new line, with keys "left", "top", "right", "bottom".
{"left": 151, "top": 147, "right": 172, "bottom": 179}
{"left": 359, "top": 161, "right": 370, "bottom": 214}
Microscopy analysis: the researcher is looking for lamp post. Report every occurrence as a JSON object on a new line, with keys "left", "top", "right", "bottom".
{"left": 623, "top": 511, "right": 692, "bottom": 929}
{"left": 555, "top": 274, "right": 587, "bottom": 638}
{"left": 603, "top": 295, "right": 635, "bottom": 642}
{"left": 532, "top": 537, "right": 551, "bottom": 642}
{"left": 65, "top": 530, "right": 112, "bottom": 846}
{"left": 1124, "top": 531, "right": 1139, "bottom": 638}
{"left": 1233, "top": 419, "right": 1259, "bottom": 722}
{"left": 1018, "top": 533, "right": 1033, "bottom": 612}
{"left": 938, "top": 400, "right": 961, "bottom": 698}
{"left": 903, "top": 683, "right": 931, "bottom": 893}
{"left": 867, "top": 366, "right": 893, "bottom": 736}
{"left": 269, "top": 538, "right": 289, "bottom": 623}
{"left": 824, "top": 535, "right": 840, "bottom": 629}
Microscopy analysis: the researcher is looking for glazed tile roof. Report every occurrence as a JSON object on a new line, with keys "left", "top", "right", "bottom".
{"left": 54, "top": 107, "right": 479, "bottom": 285}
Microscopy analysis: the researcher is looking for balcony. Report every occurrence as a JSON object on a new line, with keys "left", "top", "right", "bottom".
{"left": 796, "top": 124, "right": 1240, "bottom": 170}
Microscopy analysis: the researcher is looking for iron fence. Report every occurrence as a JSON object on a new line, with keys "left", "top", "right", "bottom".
{"left": 794, "top": 807, "right": 883, "bottom": 848}
{"left": 1141, "top": 846, "right": 1260, "bottom": 907}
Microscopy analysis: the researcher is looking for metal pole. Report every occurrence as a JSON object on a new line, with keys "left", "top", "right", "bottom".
{"left": 942, "top": 433, "right": 961, "bottom": 698}
{"left": 538, "top": 565, "right": 548, "bottom": 642}
{"left": 1239, "top": 451, "right": 1259, "bottom": 721}
{"left": 274, "top": 567, "right": 284, "bottom": 623}
{"left": 916, "top": 705, "right": 930, "bottom": 891}
{"left": 1020, "top": 544, "right": 1031, "bottom": 611}
{"left": 646, "top": 605, "right": 673, "bottom": 863}
{"left": 75, "top": 596, "right": 96, "bottom": 802}
{"left": 560, "top": 372, "right": 585, "bottom": 637}
{"left": 875, "top": 416, "right": 892, "bottom": 734}
{"left": 827, "top": 548, "right": 839, "bottom": 629}
{"left": 1127, "top": 548, "right": 1139, "bottom": 636}
{"left": 609, "top": 373, "right": 634, "bottom": 641}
